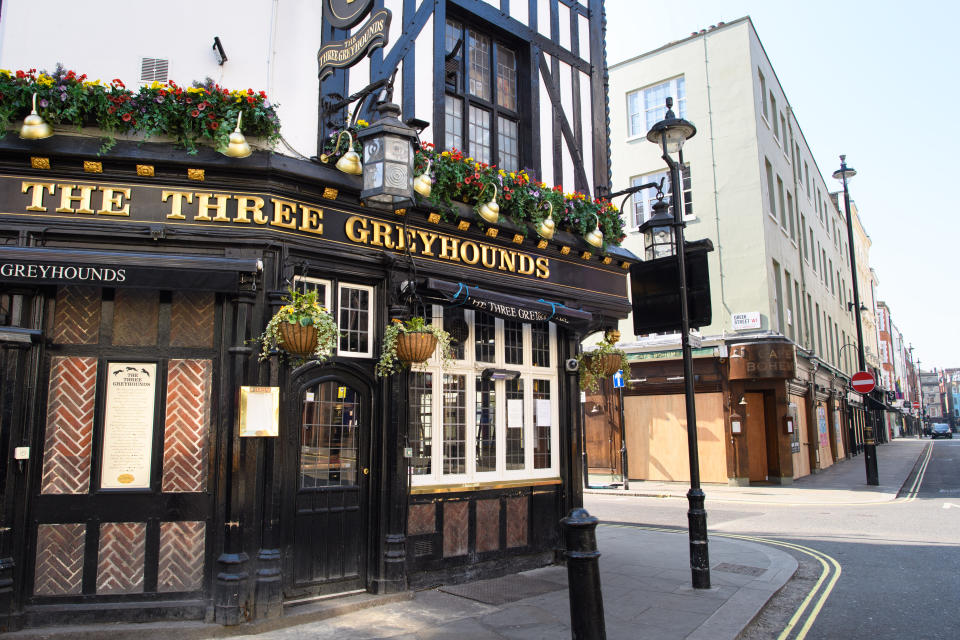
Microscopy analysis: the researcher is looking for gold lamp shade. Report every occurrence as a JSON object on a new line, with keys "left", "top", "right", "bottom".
{"left": 19, "top": 93, "right": 53, "bottom": 140}
{"left": 584, "top": 212, "right": 604, "bottom": 248}
{"left": 536, "top": 201, "right": 555, "bottom": 240}
{"left": 222, "top": 112, "right": 252, "bottom": 158}
{"left": 414, "top": 159, "right": 432, "bottom": 197}
{"left": 477, "top": 183, "right": 500, "bottom": 224}
{"left": 320, "top": 130, "right": 363, "bottom": 175}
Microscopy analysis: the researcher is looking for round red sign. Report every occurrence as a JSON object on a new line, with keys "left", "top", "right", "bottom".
{"left": 851, "top": 371, "right": 875, "bottom": 393}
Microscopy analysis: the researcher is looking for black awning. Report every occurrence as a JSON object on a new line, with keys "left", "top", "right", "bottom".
{"left": 0, "top": 246, "right": 261, "bottom": 292}
{"left": 422, "top": 277, "right": 592, "bottom": 326}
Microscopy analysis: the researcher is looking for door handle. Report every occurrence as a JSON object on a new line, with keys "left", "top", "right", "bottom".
{"left": 363, "top": 467, "right": 369, "bottom": 475}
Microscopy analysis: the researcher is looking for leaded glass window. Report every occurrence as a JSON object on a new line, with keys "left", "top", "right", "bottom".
{"left": 409, "top": 372, "right": 433, "bottom": 475}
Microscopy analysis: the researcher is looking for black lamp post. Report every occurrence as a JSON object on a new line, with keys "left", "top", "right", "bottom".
{"left": 832, "top": 155, "right": 879, "bottom": 485}
{"left": 642, "top": 97, "right": 710, "bottom": 589}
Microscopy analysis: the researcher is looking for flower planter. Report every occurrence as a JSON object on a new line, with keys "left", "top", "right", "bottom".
{"left": 395, "top": 331, "right": 438, "bottom": 364}
{"left": 589, "top": 353, "right": 622, "bottom": 377}
{"left": 278, "top": 322, "right": 319, "bottom": 358}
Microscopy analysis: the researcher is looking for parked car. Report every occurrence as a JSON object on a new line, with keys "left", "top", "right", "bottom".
{"left": 931, "top": 423, "right": 953, "bottom": 439}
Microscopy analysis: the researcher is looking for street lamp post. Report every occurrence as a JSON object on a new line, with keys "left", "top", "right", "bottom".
{"left": 832, "top": 155, "right": 878, "bottom": 485}
{"left": 642, "top": 98, "right": 710, "bottom": 589}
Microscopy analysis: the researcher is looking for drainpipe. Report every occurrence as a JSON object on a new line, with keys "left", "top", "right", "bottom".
{"left": 701, "top": 30, "right": 730, "bottom": 321}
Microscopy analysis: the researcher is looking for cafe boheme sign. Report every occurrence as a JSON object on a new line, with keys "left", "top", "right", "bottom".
{"left": 6, "top": 178, "right": 563, "bottom": 279}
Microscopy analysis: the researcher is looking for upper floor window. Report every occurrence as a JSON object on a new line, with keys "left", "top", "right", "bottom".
{"left": 770, "top": 94, "right": 779, "bottom": 139}
{"left": 627, "top": 76, "right": 686, "bottom": 138}
{"left": 444, "top": 19, "right": 520, "bottom": 172}
{"left": 295, "top": 276, "right": 375, "bottom": 358}
{"left": 758, "top": 70, "right": 768, "bottom": 120}
{"left": 629, "top": 165, "right": 692, "bottom": 228}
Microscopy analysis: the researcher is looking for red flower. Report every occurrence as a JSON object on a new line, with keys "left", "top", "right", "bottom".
{"left": 107, "top": 106, "right": 116, "bottom": 114}
{"left": 208, "top": 113, "right": 216, "bottom": 120}
{"left": 209, "top": 121, "right": 220, "bottom": 130}
{"left": 505, "top": 194, "right": 512, "bottom": 200}
{"left": 197, "top": 102, "right": 206, "bottom": 110}
{"left": 247, "top": 88, "right": 254, "bottom": 95}
{"left": 246, "top": 96, "right": 255, "bottom": 104}
{"left": 185, "top": 97, "right": 193, "bottom": 104}
{"left": 464, "top": 177, "right": 472, "bottom": 185}
{"left": 258, "top": 90, "right": 267, "bottom": 98}
{"left": 191, "top": 109, "right": 200, "bottom": 117}
{"left": 15, "top": 70, "right": 24, "bottom": 78}
{"left": 121, "top": 112, "right": 132, "bottom": 122}
{"left": 111, "top": 78, "right": 125, "bottom": 88}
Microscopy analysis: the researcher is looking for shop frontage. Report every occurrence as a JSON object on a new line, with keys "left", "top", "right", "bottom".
{"left": 0, "top": 139, "right": 636, "bottom": 629}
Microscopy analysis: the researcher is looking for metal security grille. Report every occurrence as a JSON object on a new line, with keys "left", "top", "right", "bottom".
{"left": 140, "top": 58, "right": 169, "bottom": 83}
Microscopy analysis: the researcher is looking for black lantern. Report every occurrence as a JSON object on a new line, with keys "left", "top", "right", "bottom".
{"left": 357, "top": 101, "right": 417, "bottom": 210}
{"left": 638, "top": 194, "right": 675, "bottom": 260}
{"left": 646, "top": 96, "right": 696, "bottom": 156}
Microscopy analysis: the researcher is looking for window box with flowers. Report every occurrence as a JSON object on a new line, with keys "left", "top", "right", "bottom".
{"left": 0, "top": 65, "right": 281, "bottom": 154}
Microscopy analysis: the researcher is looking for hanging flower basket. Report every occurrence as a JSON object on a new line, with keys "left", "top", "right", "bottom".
{"left": 255, "top": 287, "right": 339, "bottom": 364}
{"left": 589, "top": 353, "right": 623, "bottom": 377}
{"left": 376, "top": 317, "right": 453, "bottom": 377}
{"left": 396, "top": 331, "right": 439, "bottom": 364}
{"left": 278, "top": 322, "right": 319, "bottom": 358}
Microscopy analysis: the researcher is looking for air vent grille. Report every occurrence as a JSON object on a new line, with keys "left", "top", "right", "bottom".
{"left": 140, "top": 58, "right": 169, "bottom": 83}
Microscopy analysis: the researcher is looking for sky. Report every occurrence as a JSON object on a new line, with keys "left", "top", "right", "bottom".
{"left": 604, "top": 0, "right": 960, "bottom": 371}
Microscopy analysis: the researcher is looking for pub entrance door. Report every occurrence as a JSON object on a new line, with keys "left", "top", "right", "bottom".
{"left": 283, "top": 371, "right": 369, "bottom": 599}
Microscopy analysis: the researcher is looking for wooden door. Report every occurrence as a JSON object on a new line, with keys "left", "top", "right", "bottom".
{"left": 744, "top": 392, "right": 767, "bottom": 482}
{"left": 284, "top": 375, "right": 367, "bottom": 598}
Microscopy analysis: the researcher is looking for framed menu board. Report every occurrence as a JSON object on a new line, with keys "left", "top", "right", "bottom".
{"left": 239, "top": 386, "right": 280, "bottom": 437}
{"left": 101, "top": 362, "right": 158, "bottom": 489}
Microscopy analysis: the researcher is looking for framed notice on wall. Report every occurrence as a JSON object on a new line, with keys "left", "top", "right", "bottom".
{"left": 239, "top": 386, "right": 280, "bottom": 437}
{"left": 101, "top": 362, "right": 158, "bottom": 489}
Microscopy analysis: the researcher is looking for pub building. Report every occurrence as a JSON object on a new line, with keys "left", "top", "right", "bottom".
{"left": 585, "top": 334, "right": 860, "bottom": 487}
{"left": 0, "top": 0, "right": 634, "bottom": 630}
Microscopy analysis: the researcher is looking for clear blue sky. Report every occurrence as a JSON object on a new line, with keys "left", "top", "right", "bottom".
{"left": 605, "top": 0, "right": 959, "bottom": 371}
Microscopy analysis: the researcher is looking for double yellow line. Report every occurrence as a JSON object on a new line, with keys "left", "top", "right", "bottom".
{"left": 897, "top": 443, "right": 932, "bottom": 503}
{"left": 600, "top": 524, "right": 841, "bottom": 640}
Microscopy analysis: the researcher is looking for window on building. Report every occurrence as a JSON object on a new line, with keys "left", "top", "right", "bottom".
{"left": 295, "top": 276, "right": 373, "bottom": 358}
{"left": 785, "top": 270, "right": 795, "bottom": 340}
{"left": 801, "top": 215, "right": 808, "bottom": 259}
{"left": 780, "top": 113, "right": 787, "bottom": 147}
{"left": 777, "top": 176, "right": 786, "bottom": 229}
{"left": 771, "top": 94, "right": 779, "bottom": 139}
{"left": 628, "top": 76, "right": 686, "bottom": 137}
{"left": 816, "top": 303, "right": 823, "bottom": 355}
{"left": 804, "top": 162, "right": 810, "bottom": 198}
{"left": 409, "top": 306, "right": 558, "bottom": 484}
{"left": 765, "top": 159, "right": 777, "bottom": 218}
{"left": 773, "top": 260, "right": 784, "bottom": 334}
{"left": 794, "top": 281, "right": 802, "bottom": 345}
{"left": 759, "top": 70, "right": 768, "bottom": 120}
{"left": 787, "top": 192, "right": 796, "bottom": 240}
{"left": 630, "top": 165, "right": 692, "bottom": 227}
{"left": 807, "top": 294, "right": 814, "bottom": 350}
{"left": 444, "top": 19, "right": 521, "bottom": 171}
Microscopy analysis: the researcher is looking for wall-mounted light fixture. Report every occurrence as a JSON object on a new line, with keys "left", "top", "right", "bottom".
{"left": 213, "top": 37, "right": 228, "bottom": 65}
{"left": 481, "top": 368, "right": 520, "bottom": 381}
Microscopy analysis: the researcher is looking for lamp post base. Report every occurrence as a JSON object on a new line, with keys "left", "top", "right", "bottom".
{"left": 687, "top": 487, "right": 710, "bottom": 589}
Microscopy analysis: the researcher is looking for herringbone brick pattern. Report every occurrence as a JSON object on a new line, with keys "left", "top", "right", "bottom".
{"left": 170, "top": 290, "right": 215, "bottom": 348}
{"left": 113, "top": 289, "right": 158, "bottom": 346}
{"left": 96, "top": 522, "right": 145, "bottom": 594}
{"left": 162, "top": 359, "right": 211, "bottom": 493}
{"left": 41, "top": 356, "right": 96, "bottom": 495}
{"left": 52, "top": 286, "right": 100, "bottom": 344}
{"left": 158, "top": 521, "right": 205, "bottom": 592}
{"left": 33, "top": 523, "right": 85, "bottom": 596}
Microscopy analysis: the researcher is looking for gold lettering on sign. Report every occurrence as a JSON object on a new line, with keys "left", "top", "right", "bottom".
{"left": 233, "top": 196, "right": 264, "bottom": 224}
{"left": 298, "top": 205, "right": 324, "bottom": 235}
{"left": 22, "top": 182, "right": 55, "bottom": 211}
{"left": 370, "top": 220, "right": 393, "bottom": 248}
{"left": 195, "top": 193, "right": 231, "bottom": 222}
{"left": 346, "top": 216, "right": 369, "bottom": 243}
{"left": 417, "top": 231, "right": 438, "bottom": 257}
{"left": 440, "top": 236, "right": 460, "bottom": 261}
{"left": 97, "top": 187, "right": 131, "bottom": 216}
{"left": 162, "top": 191, "right": 193, "bottom": 219}
{"left": 55, "top": 184, "right": 96, "bottom": 214}
{"left": 270, "top": 199, "right": 297, "bottom": 229}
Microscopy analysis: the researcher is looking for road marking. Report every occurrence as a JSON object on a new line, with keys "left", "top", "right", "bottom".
{"left": 943, "top": 503, "right": 960, "bottom": 509}
{"left": 898, "top": 443, "right": 933, "bottom": 503}
{"left": 598, "top": 523, "right": 841, "bottom": 640}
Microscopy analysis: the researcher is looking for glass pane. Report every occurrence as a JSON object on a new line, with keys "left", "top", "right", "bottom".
{"left": 496, "top": 44, "right": 517, "bottom": 110}
{"left": 531, "top": 323, "right": 550, "bottom": 367}
{"left": 533, "top": 379, "right": 551, "bottom": 469}
{"left": 468, "top": 106, "right": 491, "bottom": 165}
{"left": 408, "top": 372, "right": 433, "bottom": 475}
{"left": 444, "top": 306, "right": 467, "bottom": 360}
{"left": 339, "top": 286, "right": 370, "bottom": 353}
{"left": 468, "top": 30, "right": 491, "bottom": 100}
{"left": 445, "top": 19, "right": 461, "bottom": 54}
{"left": 474, "top": 311, "right": 496, "bottom": 362}
{"left": 497, "top": 116, "right": 519, "bottom": 172}
{"left": 505, "top": 378, "right": 524, "bottom": 470}
{"left": 475, "top": 377, "right": 496, "bottom": 472}
{"left": 300, "top": 382, "right": 359, "bottom": 488}
{"left": 445, "top": 95, "right": 463, "bottom": 151}
{"left": 504, "top": 318, "right": 523, "bottom": 365}
{"left": 443, "top": 374, "right": 467, "bottom": 474}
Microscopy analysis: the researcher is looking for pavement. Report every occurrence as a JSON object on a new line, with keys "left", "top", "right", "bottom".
{"left": 10, "top": 438, "right": 927, "bottom": 640}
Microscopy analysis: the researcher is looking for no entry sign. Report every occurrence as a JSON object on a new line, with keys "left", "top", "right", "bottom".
{"left": 851, "top": 371, "right": 875, "bottom": 394}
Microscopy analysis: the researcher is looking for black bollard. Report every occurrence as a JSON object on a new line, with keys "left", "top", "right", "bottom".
{"left": 561, "top": 508, "right": 606, "bottom": 640}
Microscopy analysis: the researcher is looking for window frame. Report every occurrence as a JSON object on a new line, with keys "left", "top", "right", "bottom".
{"left": 336, "top": 283, "right": 375, "bottom": 359}
{"left": 627, "top": 75, "right": 687, "bottom": 139}
{"left": 442, "top": 17, "right": 523, "bottom": 172}
{"left": 409, "top": 305, "right": 559, "bottom": 486}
